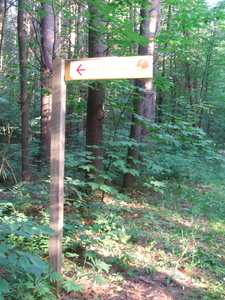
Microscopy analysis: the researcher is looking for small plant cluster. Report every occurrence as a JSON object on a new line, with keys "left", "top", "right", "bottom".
{"left": 0, "top": 206, "right": 55, "bottom": 299}
{"left": 0, "top": 197, "right": 85, "bottom": 299}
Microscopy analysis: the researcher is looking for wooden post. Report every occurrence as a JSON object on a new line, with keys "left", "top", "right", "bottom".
{"left": 49, "top": 59, "right": 66, "bottom": 281}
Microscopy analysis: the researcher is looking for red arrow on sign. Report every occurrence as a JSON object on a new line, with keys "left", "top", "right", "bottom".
{"left": 76, "top": 64, "right": 86, "bottom": 76}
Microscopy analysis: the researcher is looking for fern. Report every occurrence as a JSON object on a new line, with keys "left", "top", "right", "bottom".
{"left": 48, "top": 271, "right": 62, "bottom": 283}
{"left": 61, "top": 277, "right": 85, "bottom": 293}
{"left": 86, "top": 258, "right": 111, "bottom": 274}
{"left": 91, "top": 274, "right": 106, "bottom": 285}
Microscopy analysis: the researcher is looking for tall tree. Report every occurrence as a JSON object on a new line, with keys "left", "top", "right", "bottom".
{"left": 156, "top": 0, "right": 212, "bottom": 126}
{"left": 40, "top": 1, "right": 54, "bottom": 165}
{"left": 18, "top": 0, "right": 30, "bottom": 181}
{"left": 157, "top": 4, "right": 171, "bottom": 123}
{"left": 66, "top": 1, "right": 85, "bottom": 145}
{"left": 142, "top": 0, "right": 161, "bottom": 131}
{"left": 0, "top": 0, "right": 3, "bottom": 71}
{"left": 123, "top": 0, "right": 160, "bottom": 188}
{"left": 86, "top": 1, "right": 106, "bottom": 178}
{"left": 0, "top": 0, "right": 9, "bottom": 72}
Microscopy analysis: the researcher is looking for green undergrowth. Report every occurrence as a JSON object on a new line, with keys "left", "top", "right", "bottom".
{"left": 0, "top": 164, "right": 225, "bottom": 299}
{"left": 59, "top": 168, "right": 225, "bottom": 299}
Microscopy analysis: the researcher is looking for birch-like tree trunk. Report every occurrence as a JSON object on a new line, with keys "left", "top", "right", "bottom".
{"left": 18, "top": 0, "right": 30, "bottom": 181}
{"left": 0, "top": 0, "right": 6, "bottom": 72}
{"left": 142, "top": 0, "right": 161, "bottom": 134}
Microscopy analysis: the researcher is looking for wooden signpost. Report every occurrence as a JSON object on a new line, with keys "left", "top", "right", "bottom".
{"left": 49, "top": 55, "right": 153, "bottom": 282}
{"left": 49, "top": 59, "right": 66, "bottom": 278}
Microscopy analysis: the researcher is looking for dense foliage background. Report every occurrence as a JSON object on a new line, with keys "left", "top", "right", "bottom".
{"left": 1, "top": 0, "right": 225, "bottom": 299}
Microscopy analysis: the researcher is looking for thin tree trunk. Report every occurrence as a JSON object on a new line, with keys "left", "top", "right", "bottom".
{"left": 18, "top": 0, "right": 30, "bottom": 181}
{"left": 66, "top": 1, "right": 85, "bottom": 145}
{"left": 0, "top": 0, "right": 6, "bottom": 72}
{"left": 86, "top": 2, "right": 105, "bottom": 178}
{"left": 66, "top": 0, "right": 76, "bottom": 146}
{"left": 198, "top": 24, "right": 215, "bottom": 128}
{"left": 122, "top": 84, "right": 144, "bottom": 188}
{"left": 171, "top": 53, "right": 178, "bottom": 124}
{"left": 76, "top": 3, "right": 85, "bottom": 137}
{"left": 0, "top": 0, "right": 3, "bottom": 71}
{"left": 157, "top": 4, "right": 171, "bottom": 124}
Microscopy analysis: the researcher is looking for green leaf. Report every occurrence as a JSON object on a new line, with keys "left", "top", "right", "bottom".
{"left": 28, "top": 254, "right": 47, "bottom": 269}
{"left": 0, "top": 244, "right": 10, "bottom": 257}
{"left": 22, "top": 225, "right": 39, "bottom": 235}
{"left": 15, "top": 251, "right": 47, "bottom": 274}
{"left": 92, "top": 274, "right": 106, "bottom": 285}
{"left": 7, "top": 252, "right": 18, "bottom": 264}
{"left": 112, "top": 159, "right": 125, "bottom": 167}
{"left": 36, "top": 225, "right": 57, "bottom": 235}
{"left": 8, "top": 223, "right": 19, "bottom": 231}
{"left": 62, "top": 277, "right": 84, "bottom": 292}
{"left": 0, "top": 97, "right": 9, "bottom": 104}
{"left": 49, "top": 271, "right": 62, "bottom": 283}
{"left": 26, "top": 266, "right": 47, "bottom": 276}
{"left": 0, "top": 278, "right": 10, "bottom": 293}
{"left": 19, "top": 256, "right": 31, "bottom": 268}
{"left": 98, "top": 183, "right": 112, "bottom": 193}
{"left": 150, "top": 180, "right": 166, "bottom": 188}
{"left": 14, "top": 230, "right": 32, "bottom": 239}
{"left": 88, "top": 182, "right": 99, "bottom": 190}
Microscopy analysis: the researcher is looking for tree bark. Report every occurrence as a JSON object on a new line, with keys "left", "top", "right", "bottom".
{"left": 0, "top": 0, "right": 3, "bottom": 72}
{"left": 157, "top": 4, "right": 171, "bottom": 124}
{"left": 141, "top": 0, "right": 161, "bottom": 133}
{"left": 18, "top": 0, "right": 30, "bottom": 181}
{"left": 40, "top": 1, "right": 54, "bottom": 165}
{"left": 86, "top": 2, "right": 105, "bottom": 178}
{"left": 0, "top": 0, "right": 6, "bottom": 72}
{"left": 66, "top": 1, "right": 85, "bottom": 146}
{"left": 122, "top": 0, "right": 160, "bottom": 189}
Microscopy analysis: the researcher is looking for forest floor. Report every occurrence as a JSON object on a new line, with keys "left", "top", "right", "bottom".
{"left": 59, "top": 180, "right": 225, "bottom": 300}
{"left": 1, "top": 173, "right": 224, "bottom": 299}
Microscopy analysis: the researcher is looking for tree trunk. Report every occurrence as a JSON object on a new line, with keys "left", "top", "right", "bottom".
{"left": 18, "top": 0, "right": 30, "bottom": 181}
{"left": 122, "top": 0, "right": 160, "bottom": 189}
{"left": 141, "top": 0, "right": 161, "bottom": 134}
{"left": 66, "top": 1, "right": 85, "bottom": 146}
{"left": 86, "top": 2, "right": 105, "bottom": 178}
{"left": 40, "top": 2, "right": 54, "bottom": 165}
{"left": 122, "top": 83, "right": 144, "bottom": 188}
{"left": 157, "top": 4, "right": 171, "bottom": 124}
{"left": 198, "top": 24, "right": 215, "bottom": 128}
{"left": 0, "top": 0, "right": 3, "bottom": 72}
{"left": 0, "top": 0, "right": 6, "bottom": 72}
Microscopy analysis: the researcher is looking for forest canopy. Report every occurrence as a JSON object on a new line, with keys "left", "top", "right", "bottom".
{"left": 0, "top": 0, "right": 225, "bottom": 184}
